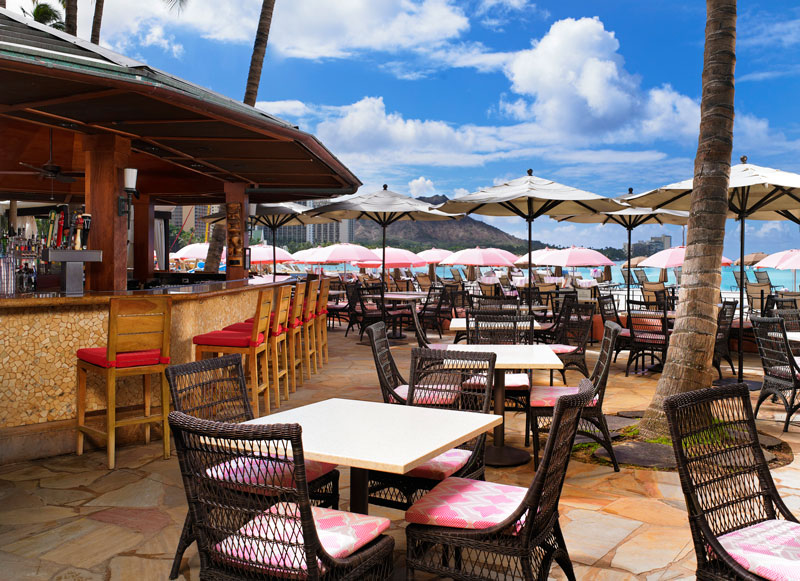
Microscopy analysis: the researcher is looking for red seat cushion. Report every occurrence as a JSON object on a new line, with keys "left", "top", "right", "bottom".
{"left": 224, "top": 322, "right": 253, "bottom": 333}
{"left": 529, "top": 385, "right": 580, "bottom": 407}
{"left": 77, "top": 347, "right": 167, "bottom": 368}
{"left": 193, "top": 330, "right": 264, "bottom": 347}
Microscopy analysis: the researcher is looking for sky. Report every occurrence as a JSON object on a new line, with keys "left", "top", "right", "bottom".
{"left": 7, "top": 0, "right": 800, "bottom": 256}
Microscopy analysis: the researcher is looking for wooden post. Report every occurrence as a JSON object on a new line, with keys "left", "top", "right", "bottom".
{"left": 133, "top": 193, "right": 154, "bottom": 282}
{"left": 82, "top": 134, "right": 130, "bottom": 292}
{"left": 224, "top": 182, "right": 248, "bottom": 281}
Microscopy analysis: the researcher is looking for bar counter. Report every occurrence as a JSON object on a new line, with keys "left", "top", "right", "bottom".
{"left": 0, "top": 278, "right": 289, "bottom": 463}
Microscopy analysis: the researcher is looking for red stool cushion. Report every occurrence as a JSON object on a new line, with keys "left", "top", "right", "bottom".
{"left": 224, "top": 322, "right": 253, "bottom": 333}
{"left": 193, "top": 331, "right": 264, "bottom": 347}
{"left": 77, "top": 348, "right": 167, "bottom": 368}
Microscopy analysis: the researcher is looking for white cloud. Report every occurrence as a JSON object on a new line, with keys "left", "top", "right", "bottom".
{"left": 408, "top": 176, "right": 436, "bottom": 197}
{"left": 475, "top": 0, "right": 548, "bottom": 30}
{"left": 740, "top": 18, "right": 800, "bottom": 49}
{"left": 256, "top": 100, "right": 312, "bottom": 119}
{"left": 140, "top": 24, "right": 184, "bottom": 58}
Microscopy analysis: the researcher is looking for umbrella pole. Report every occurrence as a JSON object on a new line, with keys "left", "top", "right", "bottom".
{"left": 382, "top": 225, "right": 387, "bottom": 290}
{"left": 738, "top": 212, "right": 745, "bottom": 382}
{"left": 272, "top": 226, "right": 277, "bottom": 282}
{"left": 626, "top": 227, "right": 632, "bottom": 309}
{"left": 527, "top": 218, "right": 532, "bottom": 305}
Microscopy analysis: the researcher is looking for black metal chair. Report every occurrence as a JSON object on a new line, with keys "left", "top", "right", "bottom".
{"left": 664, "top": 383, "right": 800, "bottom": 580}
{"left": 751, "top": 316, "right": 800, "bottom": 432}
{"left": 404, "top": 380, "right": 594, "bottom": 581}
{"left": 535, "top": 294, "right": 576, "bottom": 345}
{"left": 598, "top": 294, "right": 630, "bottom": 362}
{"left": 367, "top": 348, "right": 496, "bottom": 511}
{"left": 530, "top": 321, "right": 622, "bottom": 471}
{"left": 164, "top": 355, "right": 340, "bottom": 579}
{"left": 169, "top": 412, "right": 395, "bottom": 581}
{"left": 549, "top": 302, "right": 594, "bottom": 385}
{"left": 625, "top": 299, "right": 668, "bottom": 376}
{"left": 712, "top": 300, "right": 737, "bottom": 379}
{"left": 366, "top": 322, "right": 408, "bottom": 405}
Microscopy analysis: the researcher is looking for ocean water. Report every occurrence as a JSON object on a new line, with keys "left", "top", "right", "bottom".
{"left": 327, "top": 263, "right": 798, "bottom": 291}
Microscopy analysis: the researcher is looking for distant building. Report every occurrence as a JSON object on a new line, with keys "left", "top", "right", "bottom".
{"left": 624, "top": 234, "right": 672, "bottom": 257}
{"left": 271, "top": 199, "right": 354, "bottom": 246}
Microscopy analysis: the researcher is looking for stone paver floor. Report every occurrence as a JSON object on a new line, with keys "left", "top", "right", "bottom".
{"left": 1, "top": 324, "right": 799, "bottom": 580}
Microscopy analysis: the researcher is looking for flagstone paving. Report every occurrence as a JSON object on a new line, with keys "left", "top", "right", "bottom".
{"left": 1, "top": 323, "right": 798, "bottom": 580}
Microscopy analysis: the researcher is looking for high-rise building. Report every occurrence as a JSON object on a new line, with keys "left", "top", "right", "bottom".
{"left": 624, "top": 234, "right": 673, "bottom": 256}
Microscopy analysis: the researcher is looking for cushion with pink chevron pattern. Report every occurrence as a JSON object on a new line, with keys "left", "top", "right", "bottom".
{"left": 718, "top": 519, "right": 800, "bottom": 581}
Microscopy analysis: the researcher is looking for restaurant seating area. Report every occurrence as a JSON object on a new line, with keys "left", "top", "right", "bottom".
{"left": 2, "top": 310, "right": 800, "bottom": 580}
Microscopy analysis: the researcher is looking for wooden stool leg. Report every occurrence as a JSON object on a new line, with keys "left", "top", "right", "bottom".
{"left": 302, "top": 327, "right": 312, "bottom": 380}
{"left": 288, "top": 334, "right": 297, "bottom": 393}
{"left": 293, "top": 330, "right": 304, "bottom": 387}
{"left": 248, "top": 352, "right": 260, "bottom": 417}
{"left": 270, "top": 339, "right": 280, "bottom": 409}
{"left": 76, "top": 364, "right": 87, "bottom": 456}
{"left": 143, "top": 373, "right": 152, "bottom": 445}
{"left": 159, "top": 370, "right": 170, "bottom": 460}
{"left": 281, "top": 338, "right": 289, "bottom": 401}
{"left": 259, "top": 348, "right": 270, "bottom": 416}
{"left": 315, "top": 321, "right": 323, "bottom": 370}
{"left": 310, "top": 326, "right": 318, "bottom": 374}
{"left": 106, "top": 368, "right": 116, "bottom": 470}
{"left": 323, "top": 316, "right": 329, "bottom": 363}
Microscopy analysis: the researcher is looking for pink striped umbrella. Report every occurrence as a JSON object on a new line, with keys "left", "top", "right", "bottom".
{"left": 755, "top": 249, "right": 800, "bottom": 290}
{"left": 417, "top": 247, "right": 453, "bottom": 264}
{"left": 250, "top": 244, "right": 295, "bottom": 264}
{"left": 639, "top": 246, "right": 733, "bottom": 269}
{"left": 439, "top": 247, "right": 516, "bottom": 267}
{"left": 300, "top": 243, "right": 380, "bottom": 264}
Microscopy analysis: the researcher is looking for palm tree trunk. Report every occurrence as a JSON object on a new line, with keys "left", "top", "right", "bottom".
{"left": 204, "top": 223, "right": 226, "bottom": 273}
{"left": 90, "top": 0, "right": 105, "bottom": 44}
{"left": 639, "top": 0, "right": 736, "bottom": 439}
{"left": 64, "top": 0, "right": 77, "bottom": 35}
{"left": 243, "top": 0, "right": 276, "bottom": 106}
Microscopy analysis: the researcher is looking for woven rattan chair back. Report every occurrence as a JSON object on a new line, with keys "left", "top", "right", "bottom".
{"left": 751, "top": 316, "right": 800, "bottom": 431}
{"left": 555, "top": 303, "right": 594, "bottom": 354}
{"left": 478, "top": 281, "right": 501, "bottom": 296}
{"left": 772, "top": 300, "right": 800, "bottom": 318}
{"left": 777, "top": 291, "right": 800, "bottom": 309}
{"left": 774, "top": 308, "right": 800, "bottom": 333}
{"left": 589, "top": 322, "right": 621, "bottom": 408}
{"left": 166, "top": 354, "right": 253, "bottom": 423}
{"left": 416, "top": 272, "right": 432, "bottom": 292}
{"left": 366, "top": 322, "right": 407, "bottom": 404}
{"left": 470, "top": 295, "right": 518, "bottom": 312}
{"left": 469, "top": 312, "right": 535, "bottom": 345}
{"left": 518, "top": 285, "right": 543, "bottom": 308}
{"left": 598, "top": 294, "right": 623, "bottom": 326}
{"left": 168, "top": 412, "right": 364, "bottom": 580}
{"left": 641, "top": 281, "right": 665, "bottom": 304}
{"left": 663, "top": 383, "right": 799, "bottom": 578}
{"left": 408, "top": 347, "right": 495, "bottom": 413}
{"left": 409, "top": 305, "right": 430, "bottom": 348}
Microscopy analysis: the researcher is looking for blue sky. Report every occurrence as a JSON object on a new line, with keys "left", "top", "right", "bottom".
{"left": 8, "top": 0, "right": 800, "bottom": 256}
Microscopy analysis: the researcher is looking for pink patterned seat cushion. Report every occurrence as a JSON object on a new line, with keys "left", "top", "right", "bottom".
{"left": 529, "top": 385, "right": 597, "bottom": 408}
{"left": 215, "top": 503, "right": 390, "bottom": 574}
{"left": 393, "top": 384, "right": 459, "bottom": 405}
{"left": 463, "top": 372, "right": 529, "bottom": 389}
{"left": 206, "top": 457, "right": 337, "bottom": 492}
{"left": 718, "top": 519, "right": 800, "bottom": 581}
{"left": 405, "top": 477, "right": 526, "bottom": 531}
{"left": 406, "top": 448, "right": 472, "bottom": 480}
{"left": 549, "top": 344, "right": 577, "bottom": 354}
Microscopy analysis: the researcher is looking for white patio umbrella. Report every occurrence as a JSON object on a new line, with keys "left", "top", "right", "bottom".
{"left": 755, "top": 249, "right": 800, "bottom": 291}
{"left": 173, "top": 242, "right": 226, "bottom": 261}
{"left": 556, "top": 199, "right": 690, "bottom": 304}
{"left": 440, "top": 169, "right": 617, "bottom": 299}
{"left": 309, "top": 185, "right": 459, "bottom": 286}
{"left": 624, "top": 159, "right": 800, "bottom": 382}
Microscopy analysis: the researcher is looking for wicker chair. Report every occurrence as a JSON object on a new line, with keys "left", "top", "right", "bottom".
{"left": 404, "top": 380, "right": 594, "bottom": 581}
{"left": 712, "top": 300, "right": 737, "bottom": 379}
{"left": 754, "top": 269, "right": 776, "bottom": 291}
{"left": 598, "top": 294, "right": 630, "bottom": 361}
{"left": 367, "top": 348, "right": 496, "bottom": 511}
{"left": 625, "top": 299, "right": 668, "bottom": 376}
{"left": 169, "top": 412, "right": 395, "bottom": 581}
{"left": 409, "top": 305, "right": 431, "bottom": 348}
{"left": 751, "top": 316, "right": 800, "bottom": 432}
{"left": 365, "top": 322, "right": 408, "bottom": 405}
{"left": 745, "top": 282, "right": 771, "bottom": 317}
{"left": 530, "top": 321, "right": 622, "bottom": 471}
{"left": 165, "top": 355, "right": 340, "bottom": 579}
{"left": 535, "top": 294, "right": 576, "bottom": 345}
{"left": 549, "top": 302, "right": 594, "bottom": 385}
{"left": 470, "top": 295, "right": 519, "bottom": 312}
{"left": 664, "top": 383, "right": 800, "bottom": 580}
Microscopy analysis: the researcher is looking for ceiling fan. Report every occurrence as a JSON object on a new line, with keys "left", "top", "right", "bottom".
{"left": 0, "top": 128, "right": 85, "bottom": 183}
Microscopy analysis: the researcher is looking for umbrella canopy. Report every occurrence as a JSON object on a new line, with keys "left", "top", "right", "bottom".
{"left": 292, "top": 247, "right": 323, "bottom": 263}
{"left": 440, "top": 169, "right": 617, "bottom": 297}
{"left": 353, "top": 247, "right": 427, "bottom": 269}
{"left": 623, "top": 161, "right": 800, "bottom": 382}
{"left": 439, "top": 247, "right": 516, "bottom": 268}
{"left": 639, "top": 246, "right": 733, "bottom": 269}
{"left": 301, "top": 243, "right": 380, "bottom": 265}
{"left": 309, "top": 185, "right": 459, "bottom": 284}
{"left": 417, "top": 248, "right": 453, "bottom": 264}
{"left": 537, "top": 247, "right": 615, "bottom": 268}
{"left": 250, "top": 244, "right": 294, "bottom": 265}
{"left": 515, "top": 247, "right": 557, "bottom": 267}
{"left": 734, "top": 252, "right": 768, "bottom": 266}
{"left": 752, "top": 250, "right": 799, "bottom": 269}
{"left": 173, "top": 242, "right": 226, "bottom": 261}
{"left": 625, "top": 256, "right": 649, "bottom": 268}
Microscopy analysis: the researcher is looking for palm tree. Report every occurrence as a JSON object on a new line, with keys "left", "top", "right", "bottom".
{"left": 21, "top": 0, "right": 65, "bottom": 30}
{"left": 63, "top": 0, "right": 76, "bottom": 35}
{"left": 639, "top": 0, "right": 737, "bottom": 439}
{"left": 243, "top": 0, "right": 276, "bottom": 106}
{"left": 90, "top": 0, "right": 104, "bottom": 43}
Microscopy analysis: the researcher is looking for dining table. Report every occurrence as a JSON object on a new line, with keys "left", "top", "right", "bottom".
{"left": 430, "top": 343, "right": 563, "bottom": 467}
{"left": 787, "top": 331, "right": 800, "bottom": 343}
{"left": 246, "top": 398, "right": 501, "bottom": 514}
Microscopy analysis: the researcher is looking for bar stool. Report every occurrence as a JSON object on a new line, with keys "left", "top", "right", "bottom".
{"left": 194, "top": 289, "right": 273, "bottom": 416}
{"left": 287, "top": 281, "right": 306, "bottom": 393}
{"left": 76, "top": 296, "right": 172, "bottom": 469}
{"left": 315, "top": 278, "right": 331, "bottom": 366}
{"left": 302, "top": 279, "right": 319, "bottom": 378}
{"left": 267, "top": 284, "right": 291, "bottom": 408}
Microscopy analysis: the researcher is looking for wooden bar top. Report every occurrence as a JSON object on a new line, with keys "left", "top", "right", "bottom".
{"left": 0, "top": 277, "right": 293, "bottom": 308}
